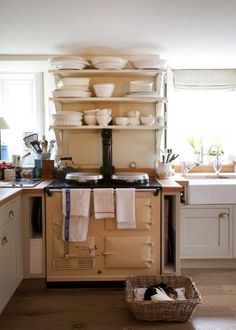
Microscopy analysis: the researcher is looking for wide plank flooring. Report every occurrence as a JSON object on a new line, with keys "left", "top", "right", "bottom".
{"left": 1, "top": 269, "right": 236, "bottom": 330}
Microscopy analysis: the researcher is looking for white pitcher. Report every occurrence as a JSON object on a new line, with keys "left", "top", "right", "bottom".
{"left": 154, "top": 160, "right": 174, "bottom": 179}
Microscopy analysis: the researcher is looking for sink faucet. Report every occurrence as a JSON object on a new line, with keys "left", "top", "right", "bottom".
{"left": 182, "top": 161, "right": 200, "bottom": 175}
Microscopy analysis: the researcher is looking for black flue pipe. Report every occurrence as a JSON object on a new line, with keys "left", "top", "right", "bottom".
{"left": 100, "top": 129, "right": 115, "bottom": 181}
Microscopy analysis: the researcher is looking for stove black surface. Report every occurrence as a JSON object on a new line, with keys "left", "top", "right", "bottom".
{"left": 44, "top": 176, "right": 162, "bottom": 193}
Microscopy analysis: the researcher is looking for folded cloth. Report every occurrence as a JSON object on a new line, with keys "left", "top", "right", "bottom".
{"left": 116, "top": 188, "right": 136, "bottom": 229}
{"left": 151, "top": 288, "right": 174, "bottom": 301}
{"left": 62, "top": 189, "right": 91, "bottom": 241}
{"left": 93, "top": 188, "right": 115, "bottom": 219}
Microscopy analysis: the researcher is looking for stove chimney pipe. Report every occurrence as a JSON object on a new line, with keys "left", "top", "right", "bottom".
{"left": 100, "top": 129, "right": 114, "bottom": 181}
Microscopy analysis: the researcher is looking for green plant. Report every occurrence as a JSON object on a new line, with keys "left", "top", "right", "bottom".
{"left": 208, "top": 139, "right": 224, "bottom": 156}
{"left": 187, "top": 136, "right": 203, "bottom": 154}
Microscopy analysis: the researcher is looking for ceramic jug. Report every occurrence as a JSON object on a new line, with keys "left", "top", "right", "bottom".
{"left": 154, "top": 160, "right": 174, "bottom": 179}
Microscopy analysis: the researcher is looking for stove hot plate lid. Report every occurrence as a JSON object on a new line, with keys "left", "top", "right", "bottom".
{"left": 65, "top": 172, "right": 103, "bottom": 182}
{"left": 111, "top": 172, "right": 149, "bottom": 182}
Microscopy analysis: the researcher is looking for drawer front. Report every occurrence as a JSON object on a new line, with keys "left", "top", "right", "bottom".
{"left": 0, "top": 197, "right": 21, "bottom": 228}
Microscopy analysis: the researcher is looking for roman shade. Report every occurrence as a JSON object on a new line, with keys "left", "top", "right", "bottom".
{"left": 173, "top": 69, "right": 236, "bottom": 90}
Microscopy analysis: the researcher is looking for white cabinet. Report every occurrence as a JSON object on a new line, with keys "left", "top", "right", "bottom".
{"left": 180, "top": 205, "right": 232, "bottom": 259}
{"left": 0, "top": 196, "right": 23, "bottom": 313}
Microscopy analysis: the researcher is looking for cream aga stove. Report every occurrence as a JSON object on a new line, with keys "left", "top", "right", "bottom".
{"left": 45, "top": 174, "right": 161, "bottom": 283}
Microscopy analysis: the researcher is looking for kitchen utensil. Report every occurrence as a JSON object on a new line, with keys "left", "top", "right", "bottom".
{"left": 23, "top": 133, "right": 38, "bottom": 149}
{"left": 30, "top": 140, "right": 42, "bottom": 154}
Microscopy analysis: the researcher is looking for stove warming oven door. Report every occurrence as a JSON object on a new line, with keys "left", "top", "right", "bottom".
{"left": 45, "top": 189, "right": 161, "bottom": 282}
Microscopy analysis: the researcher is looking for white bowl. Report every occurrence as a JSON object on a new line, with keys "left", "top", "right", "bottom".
{"left": 51, "top": 111, "right": 83, "bottom": 126}
{"left": 93, "top": 83, "right": 115, "bottom": 97}
{"left": 131, "top": 58, "right": 168, "bottom": 69}
{"left": 140, "top": 116, "right": 155, "bottom": 126}
{"left": 57, "top": 77, "right": 90, "bottom": 89}
{"left": 91, "top": 56, "right": 127, "bottom": 67}
{"left": 84, "top": 114, "right": 97, "bottom": 126}
{"left": 83, "top": 109, "right": 100, "bottom": 115}
{"left": 114, "top": 117, "right": 129, "bottom": 126}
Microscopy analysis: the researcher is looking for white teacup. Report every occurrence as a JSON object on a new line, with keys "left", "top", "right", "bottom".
{"left": 129, "top": 117, "right": 140, "bottom": 126}
{"left": 97, "top": 108, "right": 112, "bottom": 116}
{"left": 96, "top": 115, "right": 112, "bottom": 126}
{"left": 127, "top": 110, "right": 140, "bottom": 118}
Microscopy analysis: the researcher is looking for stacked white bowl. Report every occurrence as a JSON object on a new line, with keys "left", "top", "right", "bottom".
{"left": 51, "top": 111, "right": 83, "bottom": 126}
{"left": 91, "top": 56, "right": 128, "bottom": 70}
{"left": 49, "top": 56, "right": 90, "bottom": 70}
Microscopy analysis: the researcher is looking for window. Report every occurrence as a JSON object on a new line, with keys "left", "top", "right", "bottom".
{"left": 168, "top": 70, "right": 236, "bottom": 164}
{"left": 0, "top": 73, "right": 43, "bottom": 162}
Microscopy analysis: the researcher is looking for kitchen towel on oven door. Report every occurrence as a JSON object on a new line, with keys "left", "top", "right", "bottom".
{"left": 116, "top": 188, "right": 136, "bottom": 229}
{"left": 62, "top": 189, "right": 91, "bottom": 242}
{"left": 93, "top": 188, "right": 115, "bottom": 219}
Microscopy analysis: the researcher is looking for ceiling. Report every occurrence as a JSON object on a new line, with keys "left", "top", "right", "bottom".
{"left": 1, "top": 0, "right": 236, "bottom": 69}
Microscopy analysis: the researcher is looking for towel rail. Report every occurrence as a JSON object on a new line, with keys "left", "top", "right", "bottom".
{"left": 46, "top": 188, "right": 160, "bottom": 197}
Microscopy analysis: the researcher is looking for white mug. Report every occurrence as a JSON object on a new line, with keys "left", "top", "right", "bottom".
{"left": 96, "top": 115, "right": 112, "bottom": 126}
{"left": 127, "top": 110, "right": 140, "bottom": 118}
{"left": 97, "top": 108, "right": 112, "bottom": 116}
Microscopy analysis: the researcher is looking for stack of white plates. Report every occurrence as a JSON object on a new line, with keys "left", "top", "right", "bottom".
{"left": 124, "top": 91, "right": 160, "bottom": 98}
{"left": 91, "top": 56, "right": 128, "bottom": 70}
{"left": 51, "top": 111, "right": 83, "bottom": 126}
{"left": 57, "top": 77, "right": 90, "bottom": 89}
{"left": 129, "top": 80, "right": 153, "bottom": 93}
{"left": 53, "top": 77, "right": 92, "bottom": 98}
{"left": 52, "top": 89, "right": 92, "bottom": 98}
{"left": 49, "top": 56, "right": 90, "bottom": 70}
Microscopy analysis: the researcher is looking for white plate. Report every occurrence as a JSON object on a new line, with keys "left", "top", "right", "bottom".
{"left": 125, "top": 92, "right": 160, "bottom": 98}
{"left": 52, "top": 89, "right": 92, "bottom": 98}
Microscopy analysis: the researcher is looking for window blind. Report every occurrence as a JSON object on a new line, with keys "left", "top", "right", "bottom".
{"left": 173, "top": 69, "right": 236, "bottom": 90}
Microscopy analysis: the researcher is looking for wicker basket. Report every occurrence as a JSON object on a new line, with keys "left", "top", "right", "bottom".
{"left": 125, "top": 275, "right": 202, "bottom": 322}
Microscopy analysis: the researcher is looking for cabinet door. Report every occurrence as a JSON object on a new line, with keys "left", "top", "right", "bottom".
{"left": 0, "top": 197, "right": 23, "bottom": 313}
{"left": 180, "top": 206, "right": 232, "bottom": 258}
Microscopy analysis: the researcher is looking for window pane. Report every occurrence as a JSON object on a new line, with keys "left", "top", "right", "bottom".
{"left": 168, "top": 90, "right": 236, "bottom": 163}
{"left": 0, "top": 73, "right": 42, "bottom": 161}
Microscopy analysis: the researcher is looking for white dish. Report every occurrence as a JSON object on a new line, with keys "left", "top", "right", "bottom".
{"left": 84, "top": 114, "right": 97, "bottom": 126}
{"left": 131, "top": 58, "right": 168, "bottom": 69}
{"left": 91, "top": 56, "right": 127, "bottom": 65}
{"left": 57, "top": 77, "right": 90, "bottom": 89}
{"left": 93, "top": 83, "right": 115, "bottom": 97}
{"left": 125, "top": 92, "right": 160, "bottom": 98}
{"left": 114, "top": 117, "right": 129, "bottom": 126}
{"left": 140, "top": 116, "right": 155, "bottom": 126}
{"left": 83, "top": 109, "right": 100, "bottom": 115}
{"left": 129, "top": 80, "right": 153, "bottom": 93}
{"left": 52, "top": 89, "right": 92, "bottom": 98}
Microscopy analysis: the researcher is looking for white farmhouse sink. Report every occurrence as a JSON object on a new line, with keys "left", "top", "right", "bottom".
{"left": 187, "top": 178, "right": 236, "bottom": 204}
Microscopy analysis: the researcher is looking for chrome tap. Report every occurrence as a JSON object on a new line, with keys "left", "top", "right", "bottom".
{"left": 182, "top": 161, "right": 200, "bottom": 175}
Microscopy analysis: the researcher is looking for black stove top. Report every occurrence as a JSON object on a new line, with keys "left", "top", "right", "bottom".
{"left": 44, "top": 176, "right": 162, "bottom": 195}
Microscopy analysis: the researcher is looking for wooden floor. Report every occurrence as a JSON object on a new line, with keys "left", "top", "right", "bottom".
{"left": 1, "top": 269, "right": 236, "bottom": 330}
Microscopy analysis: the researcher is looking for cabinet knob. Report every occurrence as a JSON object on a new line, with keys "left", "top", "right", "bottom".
{"left": 219, "top": 212, "right": 229, "bottom": 220}
{"left": 2, "top": 236, "right": 8, "bottom": 245}
{"left": 9, "top": 210, "right": 14, "bottom": 219}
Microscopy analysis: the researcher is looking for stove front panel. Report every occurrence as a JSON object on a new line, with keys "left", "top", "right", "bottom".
{"left": 45, "top": 190, "right": 161, "bottom": 282}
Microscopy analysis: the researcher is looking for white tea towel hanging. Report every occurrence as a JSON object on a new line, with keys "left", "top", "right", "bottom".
{"left": 62, "top": 189, "right": 91, "bottom": 241}
{"left": 93, "top": 188, "right": 115, "bottom": 219}
{"left": 116, "top": 188, "right": 136, "bottom": 229}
